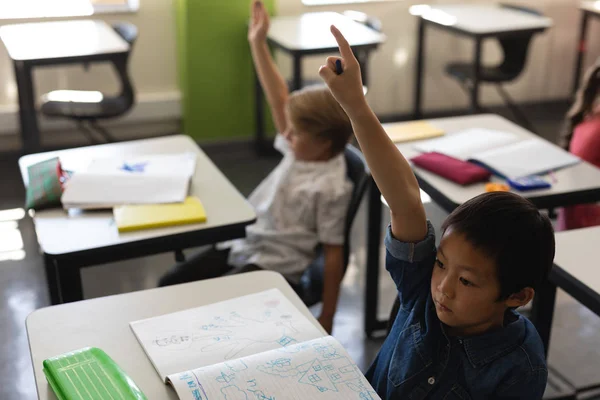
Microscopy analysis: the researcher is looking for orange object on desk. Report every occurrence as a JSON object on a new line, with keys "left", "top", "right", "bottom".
{"left": 485, "top": 183, "right": 510, "bottom": 192}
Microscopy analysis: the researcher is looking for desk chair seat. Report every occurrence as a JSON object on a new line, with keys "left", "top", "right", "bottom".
{"left": 39, "top": 22, "right": 138, "bottom": 144}
{"left": 299, "top": 144, "right": 370, "bottom": 307}
{"left": 445, "top": 4, "right": 544, "bottom": 133}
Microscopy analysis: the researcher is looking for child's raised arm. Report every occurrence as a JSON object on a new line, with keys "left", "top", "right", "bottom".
{"left": 319, "top": 26, "right": 427, "bottom": 242}
{"left": 248, "top": 0, "right": 289, "bottom": 134}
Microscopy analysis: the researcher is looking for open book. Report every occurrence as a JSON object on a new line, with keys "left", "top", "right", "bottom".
{"left": 414, "top": 128, "right": 580, "bottom": 178}
{"left": 130, "top": 289, "right": 379, "bottom": 400}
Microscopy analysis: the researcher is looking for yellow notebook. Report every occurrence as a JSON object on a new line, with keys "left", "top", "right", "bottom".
{"left": 385, "top": 121, "right": 445, "bottom": 143}
{"left": 113, "top": 196, "right": 207, "bottom": 233}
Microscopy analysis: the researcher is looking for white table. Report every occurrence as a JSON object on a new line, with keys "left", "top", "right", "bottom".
{"left": 26, "top": 271, "right": 324, "bottom": 400}
{"left": 363, "top": 114, "right": 600, "bottom": 337}
{"left": 0, "top": 20, "right": 131, "bottom": 154}
{"left": 19, "top": 135, "right": 257, "bottom": 304}
{"left": 255, "top": 12, "right": 386, "bottom": 153}
{"left": 573, "top": 1, "right": 600, "bottom": 94}
{"left": 531, "top": 226, "right": 600, "bottom": 355}
{"left": 410, "top": 4, "right": 552, "bottom": 117}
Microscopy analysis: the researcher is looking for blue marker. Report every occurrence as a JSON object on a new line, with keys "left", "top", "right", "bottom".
{"left": 335, "top": 59, "right": 343, "bottom": 75}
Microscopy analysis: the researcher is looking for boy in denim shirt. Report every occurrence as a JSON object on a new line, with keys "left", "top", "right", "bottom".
{"left": 319, "top": 27, "right": 554, "bottom": 399}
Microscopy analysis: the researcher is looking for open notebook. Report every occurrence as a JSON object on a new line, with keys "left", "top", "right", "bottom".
{"left": 130, "top": 289, "right": 379, "bottom": 400}
{"left": 414, "top": 128, "right": 580, "bottom": 178}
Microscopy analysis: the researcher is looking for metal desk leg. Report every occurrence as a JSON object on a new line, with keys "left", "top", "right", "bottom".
{"left": 43, "top": 254, "right": 61, "bottom": 306}
{"left": 292, "top": 54, "right": 302, "bottom": 91}
{"left": 573, "top": 10, "right": 590, "bottom": 96}
{"left": 13, "top": 61, "right": 41, "bottom": 154}
{"left": 57, "top": 262, "right": 84, "bottom": 303}
{"left": 530, "top": 276, "right": 557, "bottom": 357}
{"left": 471, "top": 38, "right": 482, "bottom": 114}
{"left": 414, "top": 18, "right": 426, "bottom": 119}
{"left": 365, "top": 178, "right": 388, "bottom": 337}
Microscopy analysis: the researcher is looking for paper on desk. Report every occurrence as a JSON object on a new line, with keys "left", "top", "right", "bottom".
{"left": 61, "top": 153, "right": 196, "bottom": 209}
{"left": 413, "top": 128, "right": 518, "bottom": 160}
{"left": 168, "top": 336, "right": 380, "bottom": 400}
{"left": 130, "top": 289, "right": 325, "bottom": 381}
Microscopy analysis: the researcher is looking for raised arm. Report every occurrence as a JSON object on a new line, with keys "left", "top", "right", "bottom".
{"left": 318, "top": 26, "right": 427, "bottom": 242}
{"left": 248, "top": 0, "right": 289, "bottom": 134}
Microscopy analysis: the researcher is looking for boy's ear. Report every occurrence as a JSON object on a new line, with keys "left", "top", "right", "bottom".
{"left": 504, "top": 287, "right": 535, "bottom": 308}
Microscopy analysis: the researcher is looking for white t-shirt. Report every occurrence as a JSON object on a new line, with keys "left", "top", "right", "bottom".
{"left": 226, "top": 134, "right": 353, "bottom": 284}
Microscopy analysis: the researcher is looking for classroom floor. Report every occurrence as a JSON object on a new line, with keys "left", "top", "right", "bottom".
{"left": 1, "top": 103, "right": 600, "bottom": 399}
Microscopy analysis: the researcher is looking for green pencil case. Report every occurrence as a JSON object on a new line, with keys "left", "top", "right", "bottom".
{"left": 43, "top": 347, "right": 147, "bottom": 400}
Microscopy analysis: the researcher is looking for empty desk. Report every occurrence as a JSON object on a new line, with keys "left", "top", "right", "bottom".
{"left": 410, "top": 4, "right": 552, "bottom": 118}
{"left": 0, "top": 20, "right": 130, "bottom": 154}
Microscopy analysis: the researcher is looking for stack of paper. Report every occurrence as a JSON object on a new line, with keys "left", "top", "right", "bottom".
{"left": 61, "top": 153, "right": 196, "bottom": 210}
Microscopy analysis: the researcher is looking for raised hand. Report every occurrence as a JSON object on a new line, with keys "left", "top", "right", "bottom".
{"left": 248, "top": 0, "right": 270, "bottom": 44}
{"left": 318, "top": 25, "right": 366, "bottom": 114}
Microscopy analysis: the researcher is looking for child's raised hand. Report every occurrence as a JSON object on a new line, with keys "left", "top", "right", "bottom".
{"left": 248, "top": 0, "right": 270, "bottom": 44}
{"left": 319, "top": 25, "right": 366, "bottom": 114}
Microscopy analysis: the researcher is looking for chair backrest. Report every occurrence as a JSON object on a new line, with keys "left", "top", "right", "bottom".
{"left": 496, "top": 4, "right": 543, "bottom": 78}
{"left": 111, "top": 22, "right": 138, "bottom": 112}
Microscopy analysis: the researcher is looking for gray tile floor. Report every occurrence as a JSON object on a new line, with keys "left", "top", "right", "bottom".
{"left": 1, "top": 104, "right": 600, "bottom": 399}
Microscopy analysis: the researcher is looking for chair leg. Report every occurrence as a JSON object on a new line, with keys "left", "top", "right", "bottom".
{"left": 495, "top": 85, "right": 537, "bottom": 134}
{"left": 76, "top": 121, "right": 101, "bottom": 144}
{"left": 89, "top": 120, "right": 117, "bottom": 143}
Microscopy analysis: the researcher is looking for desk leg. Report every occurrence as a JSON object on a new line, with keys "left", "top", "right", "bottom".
{"left": 530, "top": 277, "right": 557, "bottom": 357}
{"left": 292, "top": 54, "right": 302, "bottom": 91}
{"left": 13, "top": 61, "right": 41, "bottom": 154}
{"left": 572, "top": 11, "right": 589, "bottom": 96}
{"left": 57, "top": 262, "right": 84, "bottom": 303}
{"left": 365, "top": 178, "right": 387, "bottom": 337}
{"left": 413, "top": 18, "right": 426, "bottom": 119}
{"left": 471, "top": 38, "right": 482, "bottom": 114}
{"left": 43, "top": 255, "right": 61, "bottom": 306}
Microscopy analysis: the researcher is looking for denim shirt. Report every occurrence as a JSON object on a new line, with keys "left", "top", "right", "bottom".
{"left": 366, "top": 222, "right": 548, "bottom": 400}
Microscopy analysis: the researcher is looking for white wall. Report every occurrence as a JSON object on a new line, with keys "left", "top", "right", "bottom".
{"left": 0, "top": 0, "right": 180, "bottom": 148}
{"left": 276, "top": 0, "right": 600, "bottom": 116}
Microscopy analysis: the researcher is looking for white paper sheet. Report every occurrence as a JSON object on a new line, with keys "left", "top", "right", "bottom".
{"left": 169, "top": 336, "right": 380, "bottom": 400}
{"left": 130, "top": 289, "right": 325, "bottom": 381}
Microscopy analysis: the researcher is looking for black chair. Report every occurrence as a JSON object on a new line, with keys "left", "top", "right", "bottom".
{"left": 445, "top": 4, "right": 543, "bottom": 133}
{"left": 40, "top": 22, "right": 138, "bottom": 143}
{"left": 299, "top": 144, "right": 370, "bottom": 307}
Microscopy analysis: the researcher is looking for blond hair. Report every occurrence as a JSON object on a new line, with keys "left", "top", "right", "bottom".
{"left": 286, "top": 85, "right": 353, "bottom": 156}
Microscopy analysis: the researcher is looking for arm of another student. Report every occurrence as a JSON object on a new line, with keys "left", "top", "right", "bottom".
{"left": 318, "top": 26, "right": 427, "bottom": 243}
{"left": 248, "top": 0, "right": 289, "bottom": 134}
{"left": 319, "top": 244, "right": 344, "bottom": 334}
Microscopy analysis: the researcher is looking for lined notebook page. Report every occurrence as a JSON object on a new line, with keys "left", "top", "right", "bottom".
{"left": 414, "top": 128, "right": 518, "bottom": 160}
{"left": 169, "top": 336, "right": 380, "bottom": 400}
{"left": 471, "top": 139, "right": 580, "bottom": 178}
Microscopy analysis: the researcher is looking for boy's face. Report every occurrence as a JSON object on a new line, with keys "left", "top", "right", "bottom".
{"left": 283, "top": 118, "right": 332, "bottom": 162}
{"left": 431, "top": 228, "right": 510, "bottom": 336}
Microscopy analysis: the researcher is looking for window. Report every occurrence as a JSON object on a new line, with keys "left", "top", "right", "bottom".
{"left": 0, "top": 0, "right": 138, "bottom": 20}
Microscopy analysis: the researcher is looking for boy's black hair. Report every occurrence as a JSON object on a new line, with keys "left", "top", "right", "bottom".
{"left": 441, "top": 192, "right": 555, "bottom": 300}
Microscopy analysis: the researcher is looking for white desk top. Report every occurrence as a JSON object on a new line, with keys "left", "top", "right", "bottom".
{"left": 0, "top": 20, "right": 129, "bottom": 61}
{"left": 27, "top": 271, "right": 324, "bottom": 400}
{"left": 19, "top": 135, "right": 256, "bottom": 256}
{"left": 414, "top": 4, "right": 552, "bottom": 35}
{"left": 554, "top": 226, "right": 600, "bottom": 294}
{"left": 267, "top": 12, "right": 386, "bottom": 52}
{"left": 581, "top": 1, "right": 600, "bottom": 15}
{"left": 389, "top": 114, "right": 600, "bottom": 208}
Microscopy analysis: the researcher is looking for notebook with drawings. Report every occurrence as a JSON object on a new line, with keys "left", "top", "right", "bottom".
{"left": 130, "top": 289, "right": 379, "bottom": 400}
{"left": 414, "top": 128, "right": 580, "bottom": 178}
